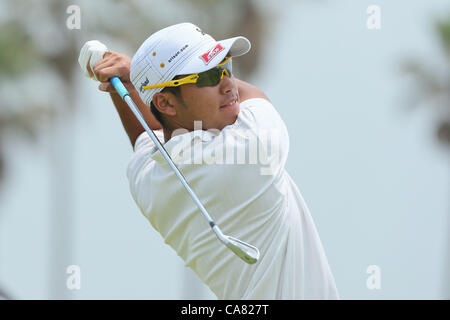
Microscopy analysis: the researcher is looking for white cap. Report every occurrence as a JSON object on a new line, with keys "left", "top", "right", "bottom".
{"left": 130, "top": 22, "right": 251, "bottom": 106}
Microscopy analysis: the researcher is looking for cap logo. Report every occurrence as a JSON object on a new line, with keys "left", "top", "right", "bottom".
{"left": 200, "top": 43, "right": 224, "bottom": 65}
{"left": 168, "top": 44, "right": 189, "bottom": 64}
{"left": 196, "top": 28, "right": 205, "bottom": 35}
{"left": 140, "top": 77, "right": 149, "bottom": 93}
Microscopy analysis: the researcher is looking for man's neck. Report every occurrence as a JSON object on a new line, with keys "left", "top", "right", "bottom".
{"left": 163, "top": 129, "right": 172, "bottom": 144}
{"left": 163, "top": 127, "right": 189, "bottom": 144}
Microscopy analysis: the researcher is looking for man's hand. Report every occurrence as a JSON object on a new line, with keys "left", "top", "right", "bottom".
{"left": 78, "top": 40, "right": 107, "bottom": 80}
{"left": 90, "top": 51, "right": 135, "bottom": 93}
{"left": 78, "top": 40, "right": 162, "bottom": 146}
{"left": 88, "top": 51, "right": 162, "bottom": 141}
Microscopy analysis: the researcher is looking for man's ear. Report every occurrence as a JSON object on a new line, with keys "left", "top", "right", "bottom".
{"left": 152, "top": 92, "right": 177, "bottom": 117}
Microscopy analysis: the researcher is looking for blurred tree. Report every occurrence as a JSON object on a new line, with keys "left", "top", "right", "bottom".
{"left": 0, "top": 0, "right": 272, "bottom": 299}
{"left": 401, "top": 13, "right": 450, "bottom": 299}
{"left": 401, "top": 14, "right": 450, "bottom": 149}
{"left": 0, "top": 21, "right": 51, "bottom": 184}
{"left": 0, "top": 0, "right": 270, "bottom": 187}
{"left": 0, "top": 18, "right": 53, "bottom": 302}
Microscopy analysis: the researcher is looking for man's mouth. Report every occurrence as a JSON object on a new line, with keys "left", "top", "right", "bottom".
{"left": 220, "top": 98, "right": 238, "bottom": 108}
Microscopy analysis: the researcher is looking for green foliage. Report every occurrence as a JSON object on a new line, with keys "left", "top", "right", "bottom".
{"left": 401, "top": 13, "right": 450, "bottom": 148}
{"left": 436, "top": 15, "right": 450, "bottom": 60}
{"left": 0, "top": 21, "right": 38, "bottom": 77}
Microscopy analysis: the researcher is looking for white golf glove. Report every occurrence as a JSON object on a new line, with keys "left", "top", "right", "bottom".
{"left": 78, "top": 40, "right": 108, "bottom": 81}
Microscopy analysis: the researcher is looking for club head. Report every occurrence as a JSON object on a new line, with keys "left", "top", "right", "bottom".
{"left": 226, "top": 236, "right": 260, "bottom": 264}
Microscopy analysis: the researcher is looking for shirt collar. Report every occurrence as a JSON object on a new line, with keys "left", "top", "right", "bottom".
{"left": 150, "top": 129, "right": 219, "bottom": 166}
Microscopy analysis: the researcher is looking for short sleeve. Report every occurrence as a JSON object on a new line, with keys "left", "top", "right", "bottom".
{"left": 238, "top": 98, "right": 286, "bottom": 131}
{"left": 126, "top": 129, "right": 164, "bottom": 206}
{"left": 226, "top": 98, "right": 290, "bottom": 177}
{"left": 133, "top": 129, "right": 164, "bottom": 153}
{"left": 184, "top": 98, "right": 291, "bottom": 208}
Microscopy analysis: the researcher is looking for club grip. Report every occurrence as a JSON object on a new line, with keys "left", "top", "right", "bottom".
{"left": 109, "top": 76, "right": 129, "bottom": 99}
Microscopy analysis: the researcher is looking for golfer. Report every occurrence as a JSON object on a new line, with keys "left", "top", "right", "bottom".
{"left": 79, "top": 22, "right": 339, "bottom": 299}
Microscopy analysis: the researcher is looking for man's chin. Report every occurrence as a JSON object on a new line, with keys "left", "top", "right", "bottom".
{"left": 223, "top": 106, "right": 240, "bottom": 129}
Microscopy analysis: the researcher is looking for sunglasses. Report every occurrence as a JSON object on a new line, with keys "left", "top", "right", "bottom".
{"left": 141, "top": 56, "right": 232, "bottom": 90}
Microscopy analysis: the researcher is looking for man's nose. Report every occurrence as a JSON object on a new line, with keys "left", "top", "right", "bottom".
{"left": 219, "top": 73, "right": 235, "bottom": 94}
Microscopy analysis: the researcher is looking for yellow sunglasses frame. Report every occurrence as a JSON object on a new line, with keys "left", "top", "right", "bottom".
{"left": 141, "top": 56, "right": 232, "bottom": 90}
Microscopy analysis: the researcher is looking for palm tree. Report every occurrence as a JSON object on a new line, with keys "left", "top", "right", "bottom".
{"left": 401, "top": 15, "right": 450, "bottom": 149}
{"left": 400, "top": 13, "right": 450, "bottom": 299}
{"left": 0, "top": 18, "right": 55, "bottom": 300}
{"left": 0, "top": 0, "right": 270, "bottom": 299}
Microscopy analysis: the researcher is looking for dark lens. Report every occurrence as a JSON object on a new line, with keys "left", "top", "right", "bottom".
{"left": 196, "top": 68, "right": 222, "bottom": 87}
{"left": 196, "top": 60, "right": 233, "bottom": 87}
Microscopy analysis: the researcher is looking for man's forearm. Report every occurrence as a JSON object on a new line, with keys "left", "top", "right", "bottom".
{"left": 235, "top": 78, "right": 270, "bottom": 102}
{"left": 110, "top": 87, "right": 162, "bottom": 147}
{"left": 85, "top": 50, "right": 161, "bottom": 148}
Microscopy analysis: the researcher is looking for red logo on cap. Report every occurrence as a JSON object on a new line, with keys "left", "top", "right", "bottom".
{"left": 200, "top": 43, "right": 224, "bottom": 64}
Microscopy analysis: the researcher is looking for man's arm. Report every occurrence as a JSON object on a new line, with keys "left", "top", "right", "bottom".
{"left": 90, "top": 52, "right": 267, "bottom": 147}
{"left": 108, "top": 77, "right": 266, "bottom": 147}
{"left": 90, "top": 51, "right": 162, "bottom": 148}
{"left": 107, "top": 77, "right": 267, "bottom": 146}
{"left": 108, "top": 87, "right": 161, "bottom": 148}
{"left": 235, "top": 78, "right": 270, "bottom": 103}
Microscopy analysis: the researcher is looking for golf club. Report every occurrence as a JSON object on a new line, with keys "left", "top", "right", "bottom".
{"left": 109, "top": 76, "right": 260, "bottom": 264}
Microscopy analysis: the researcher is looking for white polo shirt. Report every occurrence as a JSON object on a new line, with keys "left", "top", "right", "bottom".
{"left": 127, "top": 98, "right": 339, "bottom": 299}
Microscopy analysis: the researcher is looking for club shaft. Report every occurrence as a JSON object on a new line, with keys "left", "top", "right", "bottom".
{"left": 122, "top": 95, "right": 219, "bottom": 225}
{"left": 107, "top": 76, "right": 222, "bottom": 233}
{"left": 109, "top": 77, "right": 259, "bottom": 263}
